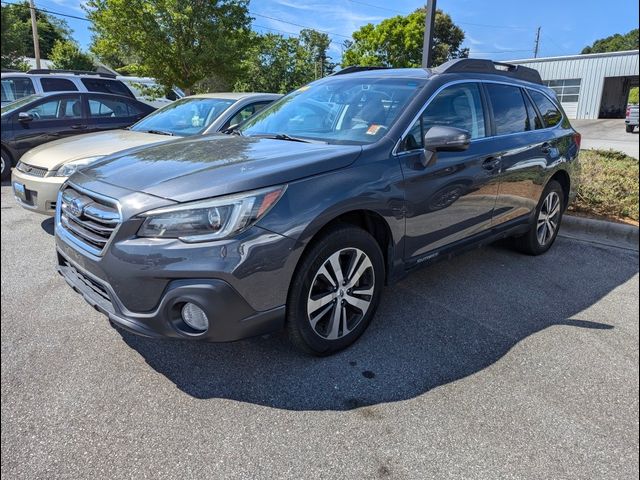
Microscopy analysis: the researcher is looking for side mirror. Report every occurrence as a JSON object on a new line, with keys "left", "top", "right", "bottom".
{"left": 18, "top": 112, "right": 34, "bottom": 123}
{"left": 421, "top": 126, "right": 471, "bottom": 167}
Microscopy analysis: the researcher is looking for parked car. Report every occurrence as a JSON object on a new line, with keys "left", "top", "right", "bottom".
{"left": 625, "top": 104, "right": 639, "bottom": 133}
{"left": 55, "top": 59, "right": 580, "bottom": 355}
{"left": 11, "top": 92, "right": 280, "bottom": 213}
{"left": 1, "top": 70, "right": 136, "bottom": 107}
{"left": 1, "top": 91, "right": 155, "bottom": 180}
{"left": 116, "top": 76, "right": 185, "bottom": 108}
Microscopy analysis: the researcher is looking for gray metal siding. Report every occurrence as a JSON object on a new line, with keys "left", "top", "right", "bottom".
{"left": 511, "top": 51, "right": 639, "bottom": 119}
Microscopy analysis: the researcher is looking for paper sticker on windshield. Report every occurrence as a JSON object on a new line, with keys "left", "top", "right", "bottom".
{"left": 366, "top": 124, "right": 382, "bottom": 135}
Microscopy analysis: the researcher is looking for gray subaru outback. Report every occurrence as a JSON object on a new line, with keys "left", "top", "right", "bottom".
{"left": 55, "top": 59, "right": 581, "bottom": 355}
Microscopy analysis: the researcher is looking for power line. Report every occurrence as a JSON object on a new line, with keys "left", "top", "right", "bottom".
{"left": 1, "top": 0, "right": 91, "bottom": 21}
{"left": 250, "top": 11, "right": 352, "bottom": 39}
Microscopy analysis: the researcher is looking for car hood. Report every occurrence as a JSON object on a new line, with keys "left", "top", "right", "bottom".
{"left": 19, "top": 129, "right": 172, "bottom": 169}
{"left": 75, "top": 134, "right": 362, "bottom": 203}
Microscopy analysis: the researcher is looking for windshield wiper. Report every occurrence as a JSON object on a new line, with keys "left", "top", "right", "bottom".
{"left": 251, "top": 133, "right": 327, "bottom": 144}
{"left": 144, "top": 129, "right": 175, "bottom": 136}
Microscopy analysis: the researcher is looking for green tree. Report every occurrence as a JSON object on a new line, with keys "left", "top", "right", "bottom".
{"left": 581, "top": 29, "right": 639, "bottom": 54}
{"left": 342, "top": 9, "right": 468, "bottom": 68}
{"left": 234, "top": 30, "right": 334, "bottom": 93}
{"left": 1, "top": 1, "right": 71, "bottom": 68}
{"left": 49, "top": 40, "right": 95, "bottom": 71}
{"left": 85, "top": 0, "right": 252, "bottom": 93}
{"left": 629, "top": 87, "right": 639, "bottom": 105}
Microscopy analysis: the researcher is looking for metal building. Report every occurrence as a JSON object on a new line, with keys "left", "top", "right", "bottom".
{"left": 509, "top": 50, "right": 639, "bottom": 119}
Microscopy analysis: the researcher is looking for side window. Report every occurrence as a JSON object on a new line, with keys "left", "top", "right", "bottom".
{"left": 225, "top": 101, "right": 272, "bottom": 129}
{"left": 403, "top": 83, "right": 486, "bottom": 151}
{"left": 125, "top": 100, "right": 148, "bottom": 116}
{"left": 523, "top": 91, "right": 543, "bottom": 130}
{"left": 40, "top": 78, "right": 78, "bottom": 93}
{"left": 485, "top": 83, "right": 529, "bottom": 135}
{"left": 25, "top": 96, "right": 82, "bottom": 120}
{"left": 88, "top": 97, "right": 132, "bottom": 118}
{"left": 1, "top": 77, "right": 35, "bottom": 103}
{"left": 529, "top": 90, "right": 562, "bottom": 128}
{"left": 81, "top": 78, "right": 134, "bottom": 98}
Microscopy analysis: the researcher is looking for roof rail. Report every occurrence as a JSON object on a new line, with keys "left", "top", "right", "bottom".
{"left": 1, "top": 68, "right": 21, "bottom": 73}
{"left": 26, "top": 69, "right": 117, "bottom": 79}
{"left": 332, "top": 66, "right": 390, "bottom": 76}
{"left": 433, "top": 58, "right": 543, "bottom": 85}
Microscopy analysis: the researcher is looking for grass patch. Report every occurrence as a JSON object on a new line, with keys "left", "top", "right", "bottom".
{"left": 569, "top": 149, "right": 639, "bottom": 222}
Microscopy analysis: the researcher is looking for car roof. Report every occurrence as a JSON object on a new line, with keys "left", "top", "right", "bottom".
{"left": 331, "top": 68, "right": 432, "bottom": 80}
{"left": 188, "top": 92, "right": 282, "bottom": 100}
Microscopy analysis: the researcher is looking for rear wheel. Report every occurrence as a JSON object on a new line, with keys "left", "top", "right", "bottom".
{"left": 1, "top": 149, "right": 12, "bottom": 181}
{"left": 512, "top": 180, "right": 564, "bottom": 255}
{"left": 286, "top": 225, "right": 384, "bottom": 355}
{"left": 626, "top": 124, "right": 635, "bottom": 133}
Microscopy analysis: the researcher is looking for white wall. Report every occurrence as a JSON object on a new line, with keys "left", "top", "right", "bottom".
{"left": 510, "top": 51, "right": 639, "bottom": 119}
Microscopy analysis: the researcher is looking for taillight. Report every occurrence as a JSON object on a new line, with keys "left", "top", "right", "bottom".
{"left": 573, "top": 132, "right": 581, "bottom": 150}
{"left": 627, "top": 106, "right": 631, "bottom": 117}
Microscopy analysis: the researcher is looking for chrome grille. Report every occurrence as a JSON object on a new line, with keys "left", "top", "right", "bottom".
{"left": 59, "top": 186, "right": 120, "bottom": 255}
{"left": 16, "top": 161, "right": 49, "bottom": 178}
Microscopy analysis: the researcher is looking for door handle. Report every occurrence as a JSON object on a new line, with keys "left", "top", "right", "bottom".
{"left": 70, "top": 124, "right": 87, "bottom": 130}
{"left": 540, "top": 142, "right": 552, "bottom": 154}
{"left": 481, "top": 156, "right": 501, "bottom": 171}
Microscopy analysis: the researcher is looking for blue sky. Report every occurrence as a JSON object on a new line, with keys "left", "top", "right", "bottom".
{"left": 35, "top": 0, "right": 640, "bottom": 63}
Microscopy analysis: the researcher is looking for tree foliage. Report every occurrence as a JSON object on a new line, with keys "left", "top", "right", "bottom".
{"left": 84, "top": 0, "right": 253, "bottom": 93}
{"left": 581, "top": 29, "right": 639, "bottom": 54}
{"left": 50, "top": 40, "right": 95, "bottom": 71}
{"left": 1, "top": 1, "right": 71, "bottom": 69}
{"left": 234, "top": 29, "right": 335, "bottom": 93}
{"left": 342, "top": 9, "right": 468, "bottom": 68}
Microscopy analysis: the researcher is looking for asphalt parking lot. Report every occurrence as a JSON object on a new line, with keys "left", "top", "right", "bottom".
{"left": 572, "top": 118, "right": 640, "bottom": 159}
{"left": 1, "top": 181, "right": 638, "bottom": 479}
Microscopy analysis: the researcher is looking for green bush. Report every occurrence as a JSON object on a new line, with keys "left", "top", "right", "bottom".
{"left": 570, "top": 149, "right": 639, "bottom": 222}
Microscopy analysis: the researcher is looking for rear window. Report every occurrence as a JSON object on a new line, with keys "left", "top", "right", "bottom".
{"left": 81, "top": 78, "right": 134, "bottom": 98}
{"left": 1, "top": 77, "right": 35, "bottom": 103}
{"left": 485, "top": 83, "right": 528, "bottom": 135}
{"left": 529, "top": 90, "right": 562, "bottom": 127}
{"left": 41, "top": 77, "right": 78, "bottom": 92}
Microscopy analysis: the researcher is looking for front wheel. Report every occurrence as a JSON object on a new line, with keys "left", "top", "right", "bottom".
{"left": 512, "top": 180, "right": 564, "bottom": 255}
{"left": 1, "top": 150, "right": 11, "bottom": 181}
{"left": 286, "top": 225, "right": 385, "bottom": 355}
{"left": 626, "top": 124, "right": 635, "bottom": 133}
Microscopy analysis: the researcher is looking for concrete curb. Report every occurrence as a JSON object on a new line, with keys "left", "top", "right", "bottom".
{"left": 560, "top": 215, "right": 639, "bottom": 251}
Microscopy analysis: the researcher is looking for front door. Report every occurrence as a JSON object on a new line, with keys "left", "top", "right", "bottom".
{"left": 398, "top": 82, "right": 502, "bottom": 261}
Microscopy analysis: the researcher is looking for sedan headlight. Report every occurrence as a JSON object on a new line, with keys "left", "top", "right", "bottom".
{"left": 54, "top": 156, "right": 103, "bottom": 177}
{"left": 137, "top": 185, "right": 287, "bottom": 242}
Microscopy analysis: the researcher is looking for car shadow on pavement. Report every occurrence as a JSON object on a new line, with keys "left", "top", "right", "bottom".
{"left": 41, "top": 217, "right": 55, "bottom": 235}
{"left": 117, "top": 239, "right": 638, "bottom": 411}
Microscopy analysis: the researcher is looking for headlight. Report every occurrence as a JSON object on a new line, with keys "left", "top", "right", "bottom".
{"left": 54, "top": 156, "right": 103, "bottom": 177}
{"left": 137, "top": 185, "right": 287, "bottom": 242}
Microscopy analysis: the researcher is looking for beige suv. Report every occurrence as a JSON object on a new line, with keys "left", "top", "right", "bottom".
{"left": 12, "top": 92, "right": 280, "bottom": 215}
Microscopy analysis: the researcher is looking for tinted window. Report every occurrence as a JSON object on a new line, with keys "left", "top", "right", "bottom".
{"left": 89, "top": 97, "right": 133, "bottom": 119}
{"left": 40, "top": 78, "right": 78, "bottom": 92}
{"left": 523, "top": 92, "right": 543, "bottom": 130}
{"left": 81, "top": 78, "right": 134, "bottom": 98}
{"left": 486, "top": 83, "right": 528, "bottom": 135}
{"left": 403, "top": 83, "right": 486, "bottom": 150}
{"left": 125, "top": 100, "right": 149, "bottom": 116}
{"left": 224, "top": 101, "right": 272, "bottom": 130}
{"left": 1, "top": 77, "right": 35, "bottom": 103}
{"left": 529, "top": 90, "right": 562, "bottom": 127}
{"left": 26, "top": 95, "right": 82, "bottom": 120}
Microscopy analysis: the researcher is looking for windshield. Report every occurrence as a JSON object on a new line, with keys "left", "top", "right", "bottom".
{"left": 130, "top": 97, "right": 236, "bottom": 136}
{"left": 1, "top": 94, "right": 43, "bottom": 115}
{"left": 240, "top": 77, "right": 424, "bottom": 144}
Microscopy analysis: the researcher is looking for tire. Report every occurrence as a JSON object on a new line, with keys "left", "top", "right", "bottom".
{"left": 626, "top": 125, "right": 635, "bottom": 133}
{"left": 286, "top": 225, "right": 385, "bottom": 355}
{"left": 0, "top": 149, "right": 11, "bottom": 181}
{"left": 512, "top": 180, "right": 564, "bottom": 255}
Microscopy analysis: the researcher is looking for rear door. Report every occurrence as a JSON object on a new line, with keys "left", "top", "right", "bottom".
{"left": 399, "top": 82, "right": 502, "bottom": 260}
{"left": 11, "top": 93, "right": 86, "bottom": 156}
{"left": 487, "top": 83, "right": 562, "bottom": 226}
{"left": 86, "top": 94, "right": 148, "bottom": 132}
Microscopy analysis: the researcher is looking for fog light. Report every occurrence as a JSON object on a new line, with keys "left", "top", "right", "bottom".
{"left": 181, "top": 302, "right": 209, "bottom": 331}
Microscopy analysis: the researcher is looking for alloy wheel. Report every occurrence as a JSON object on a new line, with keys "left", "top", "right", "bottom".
{"left": 536, "top": 191, "right": 561, "bottom": 246}
{"left": 306, "top": 248, "right": 375, "bottom": 340}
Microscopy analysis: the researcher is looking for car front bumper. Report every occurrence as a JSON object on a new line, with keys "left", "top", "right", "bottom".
{"left": 11, "top": 169, "right": 65, "bottom": 215}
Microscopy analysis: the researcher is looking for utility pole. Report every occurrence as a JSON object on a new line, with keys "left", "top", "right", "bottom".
{"left": 533, "top": 26, "right": 541, "bottom": 58}
{"left": 29, "top": 0, "right": 41, "bottom": 69}
{"left": 421, "top": 0, "right": 437, "bottom": 68}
